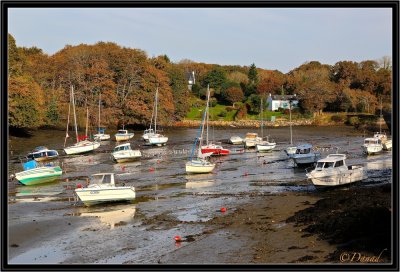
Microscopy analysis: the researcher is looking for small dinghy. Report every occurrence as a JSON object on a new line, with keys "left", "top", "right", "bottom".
{"left": 307, "top": 154, "right": 366, "bottom": 187}
{"left": 75, "top": 173, "right": 135, "bottom": 206}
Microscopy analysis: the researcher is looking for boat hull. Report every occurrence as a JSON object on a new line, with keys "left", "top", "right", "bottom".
{"left": 229, "top": 137, "right": 243, "bottom": 145}
{"left": 112, "top": 150, "right": 142, "bottom": 163}
{"left": 64, "top": 141, "right": 101, "bottom": 155}
{"left": 94, "top": 133, "right": 111, "bottom": 141}
{"left": 308, "top": 166, "right": 366, "bottom": 187}
{"left": 186, "top": 161, "right": 215, "bottom": 173}
{"left": 115, "top": 134, "right": 134, "bottom": 141}
{"left": 148, "top": 135, "right": 168, "bottom": 145}
{"left": 201, "top": 147, "right": 230, "bottom": 156}
{"left": 15, "top": 166, "right": 62, "bottom": 185}
{"left": 75, "top": 187, "right": 136, "bottom": 206}
{"left": 383, "top": 140, "right": 392, "bottom": 151}
{"left": 362, "top": 144, "right": 383, "bottom": 155}
{"left": 256, "top": 142, "right": 276, "bottom": 152}
{"left": 292, "top": 153, "right": 321, "bottom": 165}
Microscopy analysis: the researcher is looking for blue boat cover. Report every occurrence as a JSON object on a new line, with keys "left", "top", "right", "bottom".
{"left": 23, "top": 160, "right": 38, "bottom": 170}
{"left": 98, "top": 128, "right": 106, "bottom": 133}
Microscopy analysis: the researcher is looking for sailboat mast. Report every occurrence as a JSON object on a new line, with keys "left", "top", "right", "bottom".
{"left": 64, "top": 86, "right": 72, "bottom": 147}
{"left": 289, "top": 100, "right": 293, "bottom": 145}
{"left": 206, "top": 85, "right": 210, "bottom": 145}
{"left": 71, "top": 85, "right": 79, "bottom": 143}
{"left": 379, "top": 97, "right": 383, "bottom": 133}
{"left": 261, "top": 98, "right": 264, "bottom": 138}
{"left": 154, "top": 87, "right": 158, "bottom": 134}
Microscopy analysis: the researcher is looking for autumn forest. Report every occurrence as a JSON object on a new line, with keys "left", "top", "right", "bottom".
{"left": 8, "top": 33, "right": 392, "bottom": 130}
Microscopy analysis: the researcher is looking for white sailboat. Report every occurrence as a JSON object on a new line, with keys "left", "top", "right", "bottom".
{"left": 148, "top": 87, "right": 168, "bottom": 146}
{"left": 362, "top": 98, "right": 388, "bottom": 154}
{"left": 93, "top": 92, "right": 110, "bottom": 141}
{"left": 186, "top": 85, "right": 215, "bottom": 174}
{"left": 142, "top": 98, "right": 156, "bottom": 141}
{"left": 256, "top": 97, "right": 276, "bottom": 152}
{"left": 285, "top": 98, "right": 297, "bottom": 156}
{"left": 64, "top": 86, "right": 100, "bottom": 155}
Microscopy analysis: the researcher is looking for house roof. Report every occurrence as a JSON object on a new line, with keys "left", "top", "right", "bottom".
{"left": 270, "top": 95, "right": 298, "bottom": 101}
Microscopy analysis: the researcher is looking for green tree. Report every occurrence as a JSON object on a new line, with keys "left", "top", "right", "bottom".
{"left": 203, "top": 68, "right": 227, "bottom": 89}
{"left": 248, "top": 63, "right": 258, "bottom": 84}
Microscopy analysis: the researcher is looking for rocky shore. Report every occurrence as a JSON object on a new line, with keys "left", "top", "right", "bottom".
{"left": 173, "top": 119, "right": 314, "bottom": 128}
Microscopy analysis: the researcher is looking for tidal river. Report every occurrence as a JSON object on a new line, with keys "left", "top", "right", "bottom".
{"left": 7, "top": 126, "right": 392, "bottom": 264}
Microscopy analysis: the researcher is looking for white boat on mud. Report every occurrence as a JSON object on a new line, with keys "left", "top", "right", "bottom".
{"left": 307, "top": 154, "right": 366, "bottom": 187}
{"left": 142, "top": 128, "right": 155, "bottom": 141}
{"left": 229, "top": 136, "right": 243, "bottom": 145}
{"left": 362, "top": 137, "right": 383, "bottom": 155}
{"left": 64, "top": 140, "right": 101, "bottom": 155}
{"left": 75, "top": 173, "right": 136, "bottom": 206}
{"left": 291, "top": 143, "right": 321, "bottom": 166}
{"left": 115, "top": 129, "right": 135, "bottom": 141}
{"left": 27, "top": 146, "right": 59, "bottom": 162}
{"left": 93, "top": 93, "right": 110, "bottom": 141}
{"left": 147, "top": 87, "right": 168, "bottom": 146}
{"left": 374, "top": 132, "right": 392, "bottom": 151}
{"left": 256, "top": 98, "right": 276, "bottom": 152}
{"left": 243, "top": 133, "right": 262, "bottom": 148}
{"left": 111, "top": 143, "right": 142, "bottom": 163}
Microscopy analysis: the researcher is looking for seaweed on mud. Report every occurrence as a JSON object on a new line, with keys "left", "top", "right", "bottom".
{"left": 286, "top": 184, "right": 392, "bottom": 260}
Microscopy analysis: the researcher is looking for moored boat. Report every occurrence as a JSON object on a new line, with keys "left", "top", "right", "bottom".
{"left": 256, "top": 98, "right": 276, "bottom": 152}
{"left": 27, "top": 146, "right": 59, "bottom": 162}
{"left": 111, "top": 143, "right": 142, "bottom": 163}
{"left": 229, "top": 136, "right": 243, "bottom": 145}
{"left": 74, "top": 173, "right": 136, "bottom": 206}
{"left": 147, "top": 87, "right": 168, "bottom": 146}
{"left": 243, "top": 133, "right": 262, "bottom": 148}
{"left": 307, "top": 154, "right": 366, "bottom": 187}
{"left": 362, "top": 137, "right": 383, "bottom": 155}
{"left": 15, "top": 160, "right": 62, "bottom": 186}
{"left": 93, "top": 93, "right": 110, "bottom": 141}
{"left": 291, "top": 143, "right": 321, "bottom": 166}
{"left": 64, "top": 140, "right": 101, "bottom": 155}
{"left": 115, "top": 129, "right": 135, "bottom": 141}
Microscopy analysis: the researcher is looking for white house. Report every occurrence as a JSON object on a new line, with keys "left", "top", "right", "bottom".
{"left": 267, "top": 94, "right": 299, "bottom": 111}
{"left": 187, "top": 71, "right": 195, "bottom": 91}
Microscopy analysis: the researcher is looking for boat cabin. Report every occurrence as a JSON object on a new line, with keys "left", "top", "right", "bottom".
{"left": 144, "top": 128, "right": 154, "bottom": 134}
{"left": 245, "top": 133, "right": 258, "bottom": 139}
{"left": 117, "top": 130, "right": 129, "bottom": 135}
{"left": 89, "top": 173, "right": 115, "bottom": 187}
{"left": 364, "top": 138, "right": 381, "bottom": 145}
{"left": 295, "top": 144, "right": 313, "bottom": 154}
{"left": 314, "top": 154, "right": 347, "bottom": 170}
{"left": 113, "top": 143, "right": 132, "bottom": 152}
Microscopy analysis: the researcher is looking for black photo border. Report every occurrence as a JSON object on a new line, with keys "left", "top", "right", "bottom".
{"left": 1, "top": 1, "right": 399, "bottom": 271}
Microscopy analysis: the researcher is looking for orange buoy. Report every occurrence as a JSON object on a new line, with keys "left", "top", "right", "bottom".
{"left": 149, "top": 167, "right": 155, "bottom": 172}
{"left": 121, "top": 166, "right": 126, "bottom": 171}
{"left": 76, "top": 183, "right": 82, "bottom": 188}
{"left": 174, "top": 235, "right": 181, "bottom": 242}
{"left": 220, "top": 207, "right": 227, "bottom": 213}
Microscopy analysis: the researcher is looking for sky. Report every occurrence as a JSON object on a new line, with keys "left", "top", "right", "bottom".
{"left": 8, "top": 8, "right": 392, "bottom": 73}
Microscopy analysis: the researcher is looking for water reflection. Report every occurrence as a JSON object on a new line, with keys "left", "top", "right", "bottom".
{"left": 76, "top": 205, "right": 137, "bottom": 229}
{"left": 185, "top": 179, "right": 216, "bottom": 189}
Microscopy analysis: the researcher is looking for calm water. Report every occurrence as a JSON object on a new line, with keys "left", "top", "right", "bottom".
{"left": 7, "top": 126, "right": 392, "bottom": 264}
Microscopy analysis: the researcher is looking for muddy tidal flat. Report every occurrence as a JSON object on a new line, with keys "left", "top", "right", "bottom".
{"left": 7, "top": 126, "right": 393, "bottom": 264}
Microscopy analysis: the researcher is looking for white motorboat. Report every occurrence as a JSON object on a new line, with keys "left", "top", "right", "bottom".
{"left": 186, "top": 85, "right": 216, "bottom": 174}
{"left": 243, "top": 133, "right": 262, "bottom": 148}
{"left": 285, "top": 146, "right": 297, "bottom": 157}
{"left": 291, "top": 143, "right": 321, "bottom": 166}
{"left": 27, "top": 146, "right": 59, "bottom": 162}
{"left": 111, "top": 143, "right": 142, "bottom": 163}
{"left": 362, "top": 137, "right": 383, "bottom": 155}
{"left": 307, "top": 154, "right": 366, "bottom": 187}
{"left": 93, "top": 93, "right": 110, "bottom": 141}
{"left": 64, "top": 86, "right": 100, "bottom": 155}
{"left": 256, "top": 98, "right": 276, "bottom": 152}
{"left": 229, "top": 136, "right": 243, "bottom": 145}
{"left": 115, "top": 129, "right": 134, "bottom": 141}
{"left": 75, "top": 173, "right": 136, "bottom": 206}
{"left": 64, "top": 140, "right": 101, "bottom": 155}
{"left": 15, "top": 160, "right": 62, "bottom": 186}
{"left": 147, "top": 87, "right": 168, "bottom": 146}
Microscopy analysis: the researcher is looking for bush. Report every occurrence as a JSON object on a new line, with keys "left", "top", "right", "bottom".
{"left": 218, "top": 110, "right": 227, "bottom": 117}
{"left": 348, "top": 116, "right": 360, "bottom": 127}
{"left": 209, "top": 98, "right": 218, "bottom": 107}
{"left": 225, "top": 106, "right": 234, "bottom": 112}
{"left": 331, "top": 115, "right": 345, "bottom": 123}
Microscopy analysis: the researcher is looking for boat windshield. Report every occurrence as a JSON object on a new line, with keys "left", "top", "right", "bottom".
{"left": 334, "top": 160, "right": 344, "bottom": 167}
{"left": 118, "top": 130, "right": 127, "bottom": 134}
{"left": 114, "top": 145, "right": 130, "bottom": 152}
{"left": 296, "top": 148, "right": 310, "bottom": 154}
{"left": 316, "top": 162, "right": 324, "bottom": 168}
{"left": 91, "top": 174, "right": 112, "bottom": 185}
{"left": 323, "top": 162, "right": 334, "bottom": 168}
